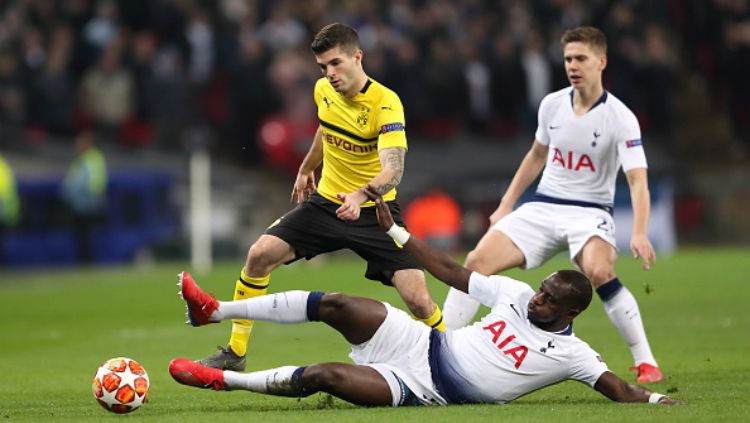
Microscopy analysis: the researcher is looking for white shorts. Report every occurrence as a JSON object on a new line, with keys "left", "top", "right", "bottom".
{"left": 348, "top": 302, "right": 446, "bottom": 406}
{"left": 494, "top": 201, "right": 617, "bottom": 269}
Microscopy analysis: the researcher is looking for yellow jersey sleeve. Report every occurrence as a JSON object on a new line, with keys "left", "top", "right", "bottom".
{"left": 313, "top": 78, "right": 324, "bottom": 108}
{"left": 376, "top": 90, "right": 408, "bottom": 151}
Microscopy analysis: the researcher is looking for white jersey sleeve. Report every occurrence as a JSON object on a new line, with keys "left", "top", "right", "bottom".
{"left": 567, "top": 344, "right": 610, "bottom": 387}
{"left": 467, "top": 272, "right": 530, "bottom": 309}
{"left": 534, "top": 94, "right": 553, "bottom": 146}
{"left": 614, "top": 106, "right": 648, "bottom": 172}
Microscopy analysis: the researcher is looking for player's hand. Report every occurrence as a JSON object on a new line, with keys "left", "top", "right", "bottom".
{"left": 335, "top": 189, "right": 367, "bottom": 221}
{"left": 363, "top": 184, "right": 394, "bottom": 229}
{"left": 657, "top": 396, "right": 682, "bottom": 405}
{"left": 630, "top": 234, "right": 656, "bottom": 270}
{"left": 291, "top": 171, "right": 316, "bottom": 204}
{"left": 489, "top": 203, "right": 513, "bottom": 226}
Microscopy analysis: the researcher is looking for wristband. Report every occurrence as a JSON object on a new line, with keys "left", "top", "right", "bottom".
{"left": 386, "top": 223, "right": 411, "bottom": 245}
{"left": 648, "top": 393, "right": 665, "bottom": 404}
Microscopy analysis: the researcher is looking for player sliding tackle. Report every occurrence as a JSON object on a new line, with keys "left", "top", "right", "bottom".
{"left": 169, "top": 186, "right": 679, "bottom": 407}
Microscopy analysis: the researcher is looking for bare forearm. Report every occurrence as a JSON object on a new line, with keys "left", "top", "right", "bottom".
{"left": 369, "top": 147, "right": 405, "bottom": 195}
{"left": 368, "top": 168, "right": 400, "bottom": 195}
{"left": 299, "top": 128, "right": 324, "bottom": 174}
{"left": 403, "top": 236, "right": 472, "bottom": 292}
{"left": 617, "top": 382, "right": 653, "bottom": 403}
{"left": 626, "top": 168, "right": 650, "bottom": 237}
{"left": 501, "top": 141, "right": 547, "bottom": 207}
{"left": 595, "top": 371, "right": 666, "bottom": 403}
{"left": 630, "top": 182, "right": 650, "bottom": 237}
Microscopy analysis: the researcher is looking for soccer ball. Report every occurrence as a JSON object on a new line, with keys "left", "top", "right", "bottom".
{"left": 92, "top": 357, "right": 150, "bottom": 414}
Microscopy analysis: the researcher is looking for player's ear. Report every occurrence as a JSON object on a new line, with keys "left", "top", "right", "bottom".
{"left": 567, "top": 307, "right": 582, "bottom": 320}
{"left": 599, "top": 54, "right": 607, "bottom": 72}
{"left": 354, "top": 49, "right": 363, "bottom": 65}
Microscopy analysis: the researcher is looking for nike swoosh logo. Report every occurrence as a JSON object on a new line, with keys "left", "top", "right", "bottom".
{"left": 509, "top": 304, "right": 520, "bottom": 317}
{"left": 549, "top": 125, "right": 561, "bottom": 130}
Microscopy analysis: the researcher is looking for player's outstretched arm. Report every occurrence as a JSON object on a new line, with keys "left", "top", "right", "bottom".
{"left": 364, "top": 185, "right": 472, "bottom": 292}
{"left": 292, "top": 126, "right": 324, "bottom": 203}
{"left": 594, "top": 371, "right": 680, "bottom": 404}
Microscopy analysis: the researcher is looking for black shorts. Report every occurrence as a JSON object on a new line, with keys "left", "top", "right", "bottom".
{"left": 265, "top": 192, "right": 422, "bottom": 285}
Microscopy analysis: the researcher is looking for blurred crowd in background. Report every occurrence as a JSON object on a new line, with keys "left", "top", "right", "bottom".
{"left": 1, "top": 0, "right": 749, "bottom": 266}
{"left": 0, "top": 0, "right": 748, "bottom": 164}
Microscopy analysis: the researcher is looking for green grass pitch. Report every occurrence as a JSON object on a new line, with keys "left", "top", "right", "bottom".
{"left": 1, "top": 248, "right": 748, "bottom": 422}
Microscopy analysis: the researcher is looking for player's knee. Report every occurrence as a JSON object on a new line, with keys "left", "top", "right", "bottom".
{"left": 319, "top": 293, "right": 354, "bottom": 319}
{"left": 584, "top": 266, "right": 615, "bottom": 286}
{"left": 301, "top": 364, "right": 347, "bottom": 392}
{"left": 245, "top": 239, "right": 280, "bottom": 274}
{"left": 464, "top": 248, "right": 488, "bottom": 271}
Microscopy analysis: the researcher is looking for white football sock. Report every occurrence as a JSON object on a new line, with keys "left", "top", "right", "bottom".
{"left": 223, "top": 366, "right": 302, "bottom": 395}
{"left": 212, "top": 291, "right": 311, "bottom": 323}
{"left": 602, "top": 286, "right": 658, "bottom": 366}
{"left": 443, "top": 287, "right": 481, "bottom": 330}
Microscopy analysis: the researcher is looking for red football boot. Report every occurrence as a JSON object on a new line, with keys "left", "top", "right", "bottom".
{"left": 169, "top": 358, "right": 226, "bottom": 390}
{"left": 178, "top": 271, "right": 219, "bottom": 326}
{"left": 631, "top": 363, "right": 663, "bottom": 383}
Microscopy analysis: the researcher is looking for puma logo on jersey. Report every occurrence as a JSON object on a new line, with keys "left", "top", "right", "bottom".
{"left": 551, "top": 147, "right": 595, "bottom": 172}
{"left": 323, "top": 97, "right": 333, "bottom": 110}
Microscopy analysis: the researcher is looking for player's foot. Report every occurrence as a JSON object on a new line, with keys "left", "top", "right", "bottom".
{"left": 169, "top": 358, "right": 226, "bottom": 390}
{"left": 196, "top": 346, "right": 247, "bottom": 371}
{"left": 631, "top": 363, "right": 663, "bottom": 383}
{"left": 177, "top": 271, "right": 219, "bottom": 326}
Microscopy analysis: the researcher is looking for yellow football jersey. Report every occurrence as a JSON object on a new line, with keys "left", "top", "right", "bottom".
{"left": 314, "top": 77, "right": 407, "bottom": 206}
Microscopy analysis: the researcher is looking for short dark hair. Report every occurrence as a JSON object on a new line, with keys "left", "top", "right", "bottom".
{"left": 311, "top": 23, "right": 360, "bottom": 55}
{"left": 560, "top": 26, "right": 607, "bottom": 55}
{"left": 554, "top": 270, "right": 593, "bottom": 312}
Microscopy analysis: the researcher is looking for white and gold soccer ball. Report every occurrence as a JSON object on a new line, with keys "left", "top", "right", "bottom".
{"left": 92, "top": 357, "right": 150, "bottom": 414}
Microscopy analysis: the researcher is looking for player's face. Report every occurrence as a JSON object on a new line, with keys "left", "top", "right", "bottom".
{"left": 527, "top": 277, "right": 572, "bottom": 328}
{"left": 563, "top": 42, "right": 606, "bottom": 90}
{"left": 315, "top": 45, "right": 363, "bottom": 96}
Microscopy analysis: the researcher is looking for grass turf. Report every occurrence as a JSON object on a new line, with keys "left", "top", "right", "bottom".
{"left": 0, "top": 248, "right": 748, "bottom": 422}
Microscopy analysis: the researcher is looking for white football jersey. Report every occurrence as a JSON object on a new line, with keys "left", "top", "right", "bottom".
{"left": 534, "top": 87, "right": 647, "bottom": 206}
{"left": 435, "top": 272, "right": 608, "bottom": 404}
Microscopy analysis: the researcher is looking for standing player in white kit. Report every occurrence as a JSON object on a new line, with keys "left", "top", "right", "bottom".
{"left": 442, "top": 26, "right": 663, "bottom": 383}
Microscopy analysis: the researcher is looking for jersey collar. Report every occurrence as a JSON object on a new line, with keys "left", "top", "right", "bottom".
{"left": 553, "top": 323, "right": 573, "bottom": 336}
{"left": 569, "top": 88, "right": 608, "bottom": 112}
{"left": 359, "top": 78, "right": 372, "bottom": 94}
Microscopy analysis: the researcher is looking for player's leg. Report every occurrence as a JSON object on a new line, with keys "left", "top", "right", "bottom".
{"left": 179, "top": 273, "right": 387, "bottom": 343}
{"left": 391, "top": 269, "right": 445, "bottom": 331}
{"left": 200, "top": 198, "right": 344, "bottom": 370}
{"left": 169, "top": 359, "right": 394, "bottom": 406}
{"left": 197, "top": 234, "right": 294, "bottom": 370}
{"left": 576, "top": 236, "right": 662, "bottom": 382}
{"left": 175, "top": 285, "right": 427, "bottom": 406}
{"left": 173, "top": 292, "right": 419, "bottom": 406}
{"left": 443, "top": 226, "right": 526, "bottom": 329}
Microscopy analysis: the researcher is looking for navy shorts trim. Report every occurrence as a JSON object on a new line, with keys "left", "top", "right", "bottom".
{"left": 531, "top": 193, "right": 613, "bottom": 216}
{"left": 392, "top": 372, "right": 422, "bottom": 406}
